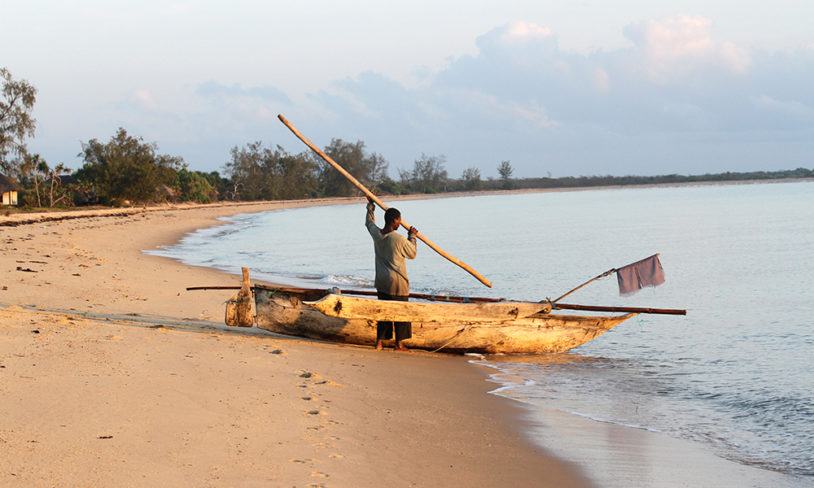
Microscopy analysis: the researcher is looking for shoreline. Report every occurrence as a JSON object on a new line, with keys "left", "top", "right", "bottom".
{"left": 3, "top": 176, "right": 810, "bottom": 227}
{"left": 0, "top": 200, "right": 593, "bottom": 487}
{"left": 479, "top": 360, "right": 813, "bottom": 488}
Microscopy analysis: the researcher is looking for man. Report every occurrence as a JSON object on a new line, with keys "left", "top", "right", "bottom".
{"left": 365, "top": 196, "right": 418, "bottom": 351}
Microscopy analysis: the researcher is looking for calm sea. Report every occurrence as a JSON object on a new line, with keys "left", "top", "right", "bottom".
{"left": 150, "top": 181, "right": 814, "bottom": 484}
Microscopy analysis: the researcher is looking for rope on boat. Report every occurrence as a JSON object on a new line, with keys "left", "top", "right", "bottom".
{"left": 431, "top": 323, "right": 474, "bottom": 353}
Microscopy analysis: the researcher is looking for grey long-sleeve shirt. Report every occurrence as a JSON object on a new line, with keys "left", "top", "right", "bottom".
{"left": 365, "top": 202, "right": 417, "bottom": 296}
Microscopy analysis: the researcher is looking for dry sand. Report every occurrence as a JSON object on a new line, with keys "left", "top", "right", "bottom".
{"left": 0, "top": 200, "right": 593, "bottom": 487}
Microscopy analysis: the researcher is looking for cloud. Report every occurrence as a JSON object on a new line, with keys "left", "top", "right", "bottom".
{"left": 131, "top": 89, "right": 158, "bottom": 111}
{"left": 497, "top": 20, "right": 552, "bottom": 44}
{"left": 189, "top": 80, "right": 294, "bottom": 136}
{"left": 749, "top": 95, "right": 814, "bottom": 130}
{"left": 751, "top": 95, "right": 811, "bottom": 116}
{"left": 196, "top": 80, "right": 291, "bottom": 104}
{"left": 720, "top": 41, "right": 751, "bottom": 74}
{"left": 593, "top": 67, "right": 610, "bottom": 92}
{"left": 301, "top": 17, "right": 814, "bottom": 177}
{"left": 94, "top": 17, "right": 813, "bottom": 178}
{"left": 623, "top": 15, "right": 752, "bottom": 83}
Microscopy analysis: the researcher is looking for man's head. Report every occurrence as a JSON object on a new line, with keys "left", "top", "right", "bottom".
{"left": 384, "top": 207, "right": 401, "bottom": 229}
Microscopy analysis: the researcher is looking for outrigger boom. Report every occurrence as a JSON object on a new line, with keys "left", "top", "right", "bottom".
{"left": 187, "top": 284, "right": 686, "bottom": 316}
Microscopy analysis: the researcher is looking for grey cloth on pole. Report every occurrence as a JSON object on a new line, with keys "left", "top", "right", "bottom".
{"left": 617, "top": 254, "right": 666, "bottom": 295}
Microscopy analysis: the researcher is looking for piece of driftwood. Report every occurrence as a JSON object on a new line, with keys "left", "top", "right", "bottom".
{"left": 225, "top": 267, "right": 253, "bottom": 327}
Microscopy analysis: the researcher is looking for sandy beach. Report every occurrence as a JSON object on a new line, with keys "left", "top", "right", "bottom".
{"left": 0, "top": 200, "right": 593, "bottom": 487}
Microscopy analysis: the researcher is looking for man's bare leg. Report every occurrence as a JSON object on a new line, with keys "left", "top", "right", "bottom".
{"left": 376, "top": 340, "right": 384, "bottom": 351}
{"left": 395, "top": 341, "right": 410, "bottom": 352}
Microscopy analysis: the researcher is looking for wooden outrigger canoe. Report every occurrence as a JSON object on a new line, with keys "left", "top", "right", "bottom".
{"left": 251, "top": 284, "right": 638, "bottom": 354}
{"left": 259, "top": 117, "right": 684, "bottom": 353}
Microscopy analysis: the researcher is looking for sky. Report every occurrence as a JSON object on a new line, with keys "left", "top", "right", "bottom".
{"left": 2, "top": 0, "right": 813, "bottom": 178}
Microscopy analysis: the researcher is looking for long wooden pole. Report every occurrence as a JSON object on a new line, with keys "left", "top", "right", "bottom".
{"left": 551, "top": 268, "right": 617, "bottom": 303}
{"left": 554, "top": 303, "right": 687, "bottom": 315}
{"left": 278, "top": 114, "right": 493, "bottom": 288}
{"left": 188, "top": 284, "right": 686, "bottom": 314}
{"left": 189, "top": 284, "right": 504, "bottom": 303}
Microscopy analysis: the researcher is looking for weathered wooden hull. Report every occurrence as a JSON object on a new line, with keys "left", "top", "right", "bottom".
{"left": 254, "top": 288, "right": 637, "bottom": 354}
{"left": 306, "top": 293, "right": 552, "bottom": 323}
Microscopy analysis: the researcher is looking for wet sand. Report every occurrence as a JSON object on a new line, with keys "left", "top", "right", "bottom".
{"left": 520, "top": 407, "right": 811, "bottom": 488}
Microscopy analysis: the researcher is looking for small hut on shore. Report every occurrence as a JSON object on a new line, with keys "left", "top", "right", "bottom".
{"left": 0, "top": 174, "right": 20, "bottom": 206}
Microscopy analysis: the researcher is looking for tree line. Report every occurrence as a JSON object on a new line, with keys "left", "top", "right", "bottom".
{"left": 2, "top": 67, "right": 812, "bottom": 209}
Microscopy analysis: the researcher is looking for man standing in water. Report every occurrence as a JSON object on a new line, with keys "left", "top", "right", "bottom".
{"left": 365, "top": 196, "right": 418, "bottom": 351}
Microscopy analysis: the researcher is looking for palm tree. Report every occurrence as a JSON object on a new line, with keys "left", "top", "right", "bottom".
{"left": 47, "top": 162, "right": 68, "bottom": 206}
{"left": 34, "top": 157, "right": 50, "bottom": 207}
{"left": 19, "top": 153, "right": 46, "bottom": 207}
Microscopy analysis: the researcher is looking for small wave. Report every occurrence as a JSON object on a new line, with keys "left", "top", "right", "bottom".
{"left": 323, "top": 274, "right": 373, "bottom": 288}
{"left": 566, "top": 410, "right": 665, "bottom": 433}
{"left": 422, "top": 289, "right": 463, "bottom": 298}
{"left": 472, "top": 355, "right": 814, "bottom": 478}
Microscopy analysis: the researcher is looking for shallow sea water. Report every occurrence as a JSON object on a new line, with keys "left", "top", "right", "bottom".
{"left": 150, "top": 181, "right": 814, "bottom": 484}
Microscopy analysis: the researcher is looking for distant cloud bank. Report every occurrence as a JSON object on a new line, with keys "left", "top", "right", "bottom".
{"left": 119, "top": 16, "right": 814, "bottom": 177}
{"left": 280, "top": 16, "right": 812, "bottom": 177}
